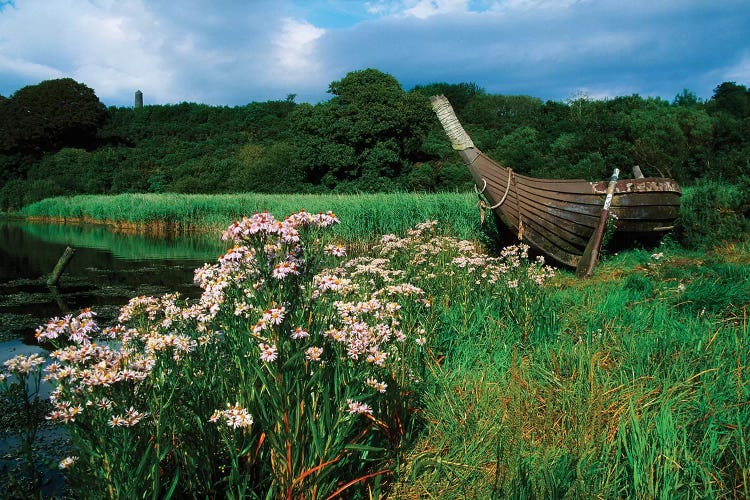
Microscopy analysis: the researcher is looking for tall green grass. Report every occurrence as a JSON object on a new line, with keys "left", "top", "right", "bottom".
{"left": 675, "top": 178, "right": 750, "bottom": 249}
{"left": 20, "top": 192, "right": 484, "bottom": 242}
{"left": 391, "top": 243, "right": 749, "bottom": 498}
{"left": 20, "top": 179, "right": 749, "bottom": 251}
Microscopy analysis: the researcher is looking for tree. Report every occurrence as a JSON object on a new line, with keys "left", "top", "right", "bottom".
{"left": 0, "top": 78, "right": 109, "bottom": 154}
{"left": 462, "top": 94, "right": 544, "bottom": 138}
{"left": 673, "top": 88, "right": 700, "bottom": 107}
{"left": 291, "top": 69, "right": 433, "bottom": 190}
{"left": 707, "top": 82, "right": 750, "bottom": 118}
{"left": 627, "top": 100, "right": 689, "bottom": 180}
{"left": 410, "top": 82, "right": 484, "bottom": 114}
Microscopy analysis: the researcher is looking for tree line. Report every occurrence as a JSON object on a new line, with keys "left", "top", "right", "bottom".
{"left": 1, "top": 70, "right": 749, "bottom": 211}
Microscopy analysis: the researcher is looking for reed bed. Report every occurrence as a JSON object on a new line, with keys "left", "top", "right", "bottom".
{"left": 20, "top": 192, "right": 484, "bottom": 242}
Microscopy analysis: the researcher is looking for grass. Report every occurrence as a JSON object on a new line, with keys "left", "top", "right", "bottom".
{"left": 19, "top": 191, "right": 486, "bottom": 243}
{"left": 390, "top": 241, "right": 749, "bottom": 498}
{"left": 3, "top": 188, "right": 750, "bottom": 497}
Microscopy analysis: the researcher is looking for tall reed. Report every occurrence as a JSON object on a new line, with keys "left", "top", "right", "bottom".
{"left": 20, "top": 192, "right": 483, "bottom": 242}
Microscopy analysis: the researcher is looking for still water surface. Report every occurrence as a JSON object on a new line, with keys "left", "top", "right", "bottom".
{"left": 0, "top": 219, "right": 229, "bottom": 495}
{"left": 0, "top": 218, "right": 228, "bottom": 354}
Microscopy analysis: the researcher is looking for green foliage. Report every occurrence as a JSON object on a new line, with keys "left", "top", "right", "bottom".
{"left": 410, "top": 81, "right": 485, "bottom": 114}
{"left": 392, "top": 239, "right": 750, "bottom": 498}
{"left": 291, "top": 69, "right": 433, "bottom": 189}
{"left": 676, "top": 179, "right": 750, "bottom": 248}
{"left": 673, "top": 88, "right": 701, "bottom": 107}
{"left": 0, "top": 78, "right": 108, "bottom": 155}
{"left": 4, "top": 194, "right": 750, "bottom": 497}
{"left": 708, "top": 81, "right": 750, "bottom": 118}
{"left": 229, "top": 141, "right": 306, "bottom": 193}
{"left": 2, "top": 73, "right": 750, "bottom": 210}
{"left": 7, "top": 213, "right": 557, "bottom": 498}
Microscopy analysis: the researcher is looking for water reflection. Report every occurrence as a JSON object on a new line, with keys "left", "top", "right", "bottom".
{"left": 0, "top": 219, "right": 229, "bottom": 348}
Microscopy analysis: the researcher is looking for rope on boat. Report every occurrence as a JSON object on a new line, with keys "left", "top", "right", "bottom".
{"left": 476, "top": 169, "right": 514, "bottom": 224}
{"left": 475, "top": 169, "right": 513, "bottom": 209}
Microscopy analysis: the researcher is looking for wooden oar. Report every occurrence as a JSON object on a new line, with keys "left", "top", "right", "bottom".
{"left": 576, "top": 168, "right": 620, "bottom": 278}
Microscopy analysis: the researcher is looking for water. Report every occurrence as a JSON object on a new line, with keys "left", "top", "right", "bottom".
{"left": 0, "top": 218, "right": 228, "bottom": 350}
{"left": 0, "top": 218, "right": 229, "bottom": 495}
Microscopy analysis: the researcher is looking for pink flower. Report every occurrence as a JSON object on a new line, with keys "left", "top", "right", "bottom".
{"left": 291, "top": 327, "right": 309, "bottom": 340}
{"left": 346, "top": 399, "right": 373, "bottom": 415}
{"left": 366, "top": 349, "right": 387, "bottom": 367}
{"left": 263, "top": 306, "right": 286, "bottom": 325}
{"left": 108, "top": 416, "right": 128, "bottom": 427}
{"left": 3, "top": 353, "right": 45, "bottom": 374}
{"left": 366, "top": 377, "right": 388, "bottom": 393}
{"left": 259, "top": 343, "right": 278, "bottom": 362}
{"left": 59, "top": 456, "right": 78, "bottom": 469}
{"left": 272, "top": 261, "right": 298, "bottom": 279}
{"left": 324, "top": 244, "right": 347, "bottom": 257}
{"left": 305, "top": 346, "right": 323, "bottom": 362}
{"left": 210, "top": 403, "right": 254, "bottom": 429}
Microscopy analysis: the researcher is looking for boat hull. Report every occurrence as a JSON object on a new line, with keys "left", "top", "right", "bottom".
{"left": 460, "top": 148, "right": 681, "bottom": 267}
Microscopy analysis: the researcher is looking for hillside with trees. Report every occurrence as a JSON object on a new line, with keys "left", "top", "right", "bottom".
{"left": 1, "top": 70, "right": 749, "bottom": 211}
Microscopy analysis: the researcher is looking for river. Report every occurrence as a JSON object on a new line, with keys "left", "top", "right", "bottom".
{"left": 0, "top": 218, "right": 228, "bottom": 354}
{"left": 0, "top": 218, "right": 231, "bottom": 495}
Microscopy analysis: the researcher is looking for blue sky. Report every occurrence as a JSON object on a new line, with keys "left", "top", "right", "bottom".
{"left": 1, "top": 0, "right": 748, "bottom": 107}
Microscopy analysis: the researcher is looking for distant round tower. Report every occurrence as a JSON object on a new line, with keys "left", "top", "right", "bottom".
{"left": 135, "top": 90, "right": 143, "bottom": 109}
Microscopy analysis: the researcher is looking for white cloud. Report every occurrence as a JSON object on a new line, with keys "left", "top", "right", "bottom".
{"left": 724, "top": 54, "right": 750, "bottom": 84}
{"left": 0, "top": 0, "right": 178, "bottom": 102}
{"left": 404, "top": 0, "right": 469, "bottom": 19}
{"left": 1, "top": 0, "right": 748, "bottom": 105}
{"left": 0, "top": 54, "right": 64, "bottom": 82}
{"left": 270, "top": 17, "right": 326, "bottom": 85}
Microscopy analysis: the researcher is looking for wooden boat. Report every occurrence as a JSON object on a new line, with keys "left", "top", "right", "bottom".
{"left": 430, "top": 95, "right": 681, "bottom": 271}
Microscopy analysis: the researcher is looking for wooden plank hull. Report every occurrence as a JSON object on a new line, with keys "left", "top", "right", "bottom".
{"left": 459, "top": 149, "right": 681, "bottom": 267}
{"left": 430, "top": 94, "right": 682, "bottom": 268}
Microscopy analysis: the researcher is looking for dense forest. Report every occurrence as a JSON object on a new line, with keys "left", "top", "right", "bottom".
{"left": 1, "top": 69, "right": 749, "bottom": 211}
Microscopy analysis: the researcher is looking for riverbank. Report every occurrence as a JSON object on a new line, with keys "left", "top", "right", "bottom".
{"left": 16, "top": 191, "right": 487, "bottom": 243}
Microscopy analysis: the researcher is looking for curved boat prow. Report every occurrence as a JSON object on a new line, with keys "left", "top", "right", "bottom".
{"left": 429, "top": 95, "right": 475, "bottom": 150}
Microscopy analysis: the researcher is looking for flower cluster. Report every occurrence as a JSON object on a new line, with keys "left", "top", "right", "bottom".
{"left": 35, "top": 308, "right": 99, "bottom": 345}
{"left": 222, "top": 210, "right": 339, "bottom": 245}
{"left": 376, "top": 221, "right": 555, "bottom": 289}
{"left": 108, "top": 407, "right": 148, "bottom": 427}
{"left": 346, "top": 399, "right": 373, "bottom": 415}
{"left": 21, "top": 210, "right": 559, "bottom": 498}
{"left": 3, "top": 353, "right": 45, "bottom": 375}
{"left": 209, "top": 403, "right": 255, "bottom": 429}
{"left": 46, "top": 400, "right": 84, "bottom": 423}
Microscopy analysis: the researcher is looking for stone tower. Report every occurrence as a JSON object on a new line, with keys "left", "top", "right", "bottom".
{"left": 135, "top": 90, "right": 143, "bottom": 109}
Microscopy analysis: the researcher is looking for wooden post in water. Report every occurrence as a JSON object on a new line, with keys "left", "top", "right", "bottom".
{"left": 47, "top": 247, "right": 75, "bottom": 286}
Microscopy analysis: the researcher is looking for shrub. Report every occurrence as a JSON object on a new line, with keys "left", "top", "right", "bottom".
{"left": 676, "top": 178, "right": 750, "bottom": 249}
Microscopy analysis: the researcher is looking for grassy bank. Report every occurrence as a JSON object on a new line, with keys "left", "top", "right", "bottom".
{"left": 392, "top": 239, "right": 749, "bottom": 497}
{"left": 3, "top": 187, "right": 749, "bottom": 497}
{"left": 17, "top": 178, "right": 750, "bottom": 249}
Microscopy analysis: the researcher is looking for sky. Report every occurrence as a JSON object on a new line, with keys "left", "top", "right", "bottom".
{"left": 0, "top": 0, "right": 749, "bottom": 107}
